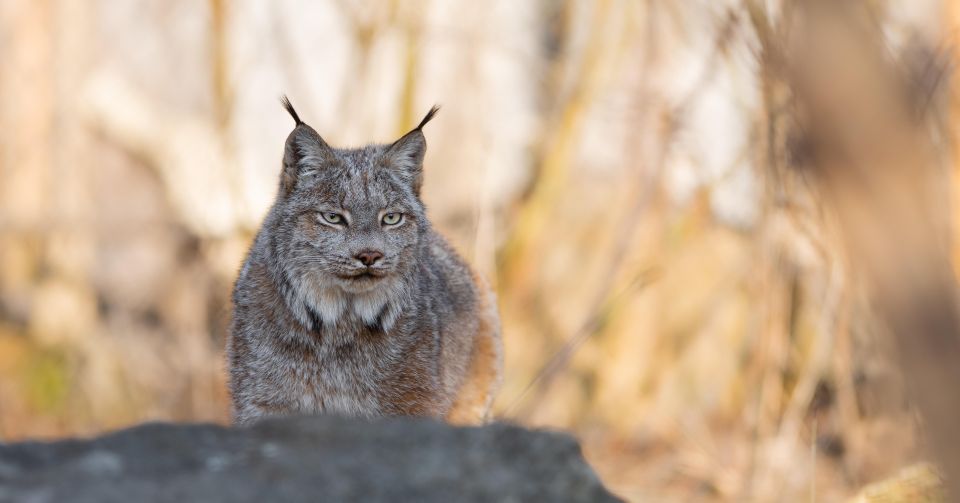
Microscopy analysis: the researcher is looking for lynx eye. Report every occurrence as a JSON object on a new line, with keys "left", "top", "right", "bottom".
{"left": 319, "top": 212, "right": 344, "bottom": 225}
{"left": 382, "top": 212, "right": 403, "bottom": 226}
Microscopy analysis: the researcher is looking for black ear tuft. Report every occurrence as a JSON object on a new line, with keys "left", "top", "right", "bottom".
{"left": 280, "top": 95, "right": 302, "bottom": 126}
{"left": 279, "top": 96, "right": 334, "bottom": 195}
{"left": 415, "top": 105, "right": 440, "bottom": 131}
{"left": 383, "top": 106, "right": 438, "bottom": 196}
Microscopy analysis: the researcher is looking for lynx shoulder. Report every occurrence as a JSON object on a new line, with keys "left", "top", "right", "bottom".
{"left": 226, "top": 98, "right": 502, "bottom": 425}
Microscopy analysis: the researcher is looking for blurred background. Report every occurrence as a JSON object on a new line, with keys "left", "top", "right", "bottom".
{"left": 0, "top": 0, "right": 957, "bottom": 501}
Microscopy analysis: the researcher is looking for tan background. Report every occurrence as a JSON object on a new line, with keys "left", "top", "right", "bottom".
{"left": 0, "top": 1, "right": 954, "bottom": 501}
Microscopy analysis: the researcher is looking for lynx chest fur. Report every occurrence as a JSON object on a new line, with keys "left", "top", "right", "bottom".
{"left": 227, "top": 99, "right": 501, "bottom": 425}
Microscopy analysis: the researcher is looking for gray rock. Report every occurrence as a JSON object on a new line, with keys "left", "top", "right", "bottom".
{"left": 0, "top": 415, "right": 621, "bottom": 503}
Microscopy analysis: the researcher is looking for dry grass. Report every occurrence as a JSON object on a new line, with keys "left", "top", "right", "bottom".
{"left": 0, "top": 1, "right": 957, "bottom": 501}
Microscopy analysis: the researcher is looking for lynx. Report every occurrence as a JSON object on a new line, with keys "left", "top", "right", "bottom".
{"left": 226, "top": 98, "right": 502, "bottom": 426}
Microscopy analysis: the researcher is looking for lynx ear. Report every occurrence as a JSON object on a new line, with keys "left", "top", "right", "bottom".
{"left": 280, "top": 96, "right": 335, "bottom": 194}
{"left": 383, "top": 105, "right": 439, "bottom": 195}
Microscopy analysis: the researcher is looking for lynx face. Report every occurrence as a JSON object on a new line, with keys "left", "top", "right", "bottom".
{"left": 267, "top": 100, "right": 439, "bottom": 327}
{"left": 281, "top": 147, "right": 425, "bottom": 295}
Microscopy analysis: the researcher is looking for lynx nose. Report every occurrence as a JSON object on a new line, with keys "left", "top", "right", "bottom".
{"left": 355, "top": 250, "right": 384, "bottom": 266}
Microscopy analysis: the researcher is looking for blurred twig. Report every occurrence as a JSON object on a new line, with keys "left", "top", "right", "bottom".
{"left": 209, "top": 0, "right": 232, "bottom": 131}
{"left": 498, "top": 0, "right": 616, "bottom": 293}
{"left": 775, "top": 1, "right": 960, "bottom": 500}
{"left": 502, "top": 2, "right": 745, "bottom": 421}
{"left": 503, "top": 267, "right": 659, "bottom": 418}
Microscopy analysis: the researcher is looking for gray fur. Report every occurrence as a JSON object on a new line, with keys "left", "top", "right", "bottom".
{"left": 227, "top": 99, "right": 502, "bottom": 425}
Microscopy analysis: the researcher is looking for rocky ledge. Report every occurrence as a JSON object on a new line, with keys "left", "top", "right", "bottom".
{"left": 0, "top": 415, "right": 620, "bottom": 502}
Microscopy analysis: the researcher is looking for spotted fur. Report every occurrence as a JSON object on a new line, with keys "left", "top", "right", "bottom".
{"left": 227, "top": 98, "right": 502, "bottom": 425}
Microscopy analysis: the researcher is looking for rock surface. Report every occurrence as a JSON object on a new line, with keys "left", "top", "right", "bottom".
{"left": 0, "top": 415, "right": 620, "bottom": 502}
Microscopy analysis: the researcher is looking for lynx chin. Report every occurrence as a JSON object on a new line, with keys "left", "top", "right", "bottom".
{"left": 226, "top": 97, "right": 502, "bottom": 426}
